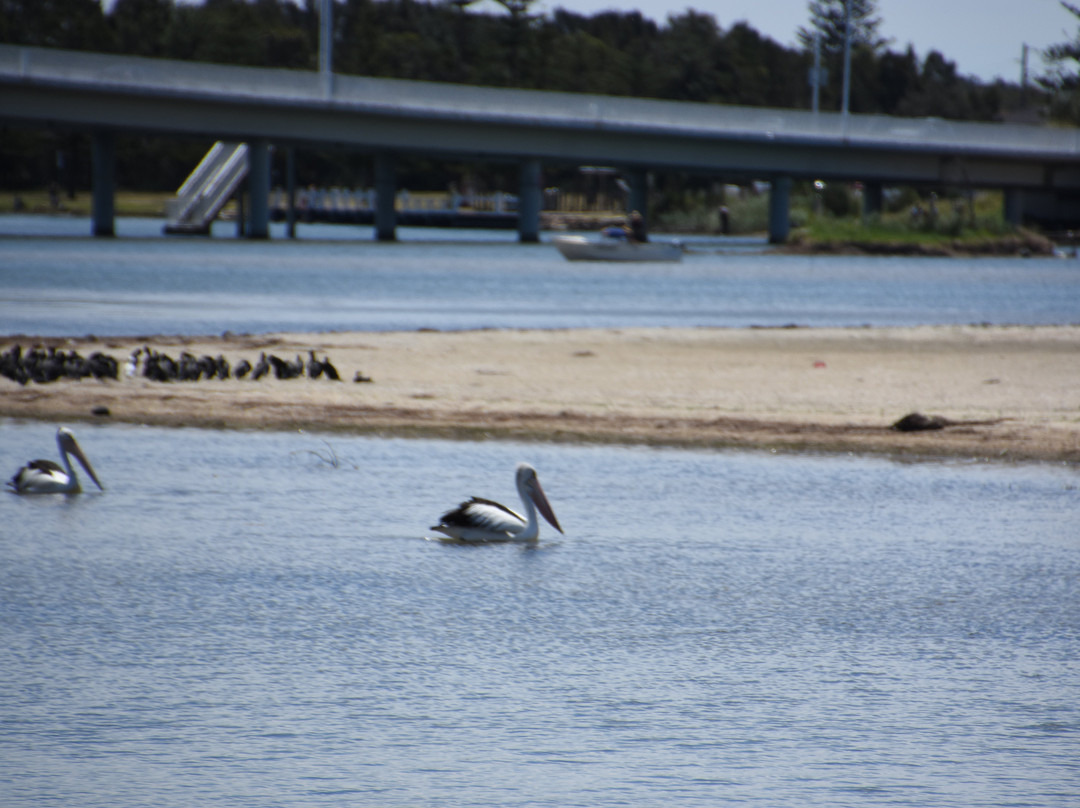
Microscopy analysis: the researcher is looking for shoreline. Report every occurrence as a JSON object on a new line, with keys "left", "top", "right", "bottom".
{"left": 2, "top": 325, "right": 1078, "bottom": 464}
{"left": 2, "top": 209, "right": 1067, "bottom": 257}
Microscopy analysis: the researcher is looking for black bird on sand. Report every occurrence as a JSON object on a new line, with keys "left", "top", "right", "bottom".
{"left": 251, "top": 352, "right": 270, "bottom": 380}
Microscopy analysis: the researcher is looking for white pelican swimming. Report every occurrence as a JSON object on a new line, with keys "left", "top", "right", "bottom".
{"left": 7, "top": 427, "right": 104, "bottom": 494}
{"left": 431, "top": 462, "right": 563, "bottom": 542}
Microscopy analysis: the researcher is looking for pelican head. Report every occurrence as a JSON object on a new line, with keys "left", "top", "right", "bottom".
{"left": 516, "top": 462, "right": 563, "bottom": 534}
{"left": 58, "top": 427, "right": 104, "bottom": 492}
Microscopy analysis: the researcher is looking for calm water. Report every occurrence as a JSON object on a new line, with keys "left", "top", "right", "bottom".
{"left": 1, "top": 421, "right": 1078, "bottom": 807}
{"left": 1, "top": 216, "right": 1078, "bottom": 335}
{"left": 2, "top": 218, "right": 1079, "bottom": 806}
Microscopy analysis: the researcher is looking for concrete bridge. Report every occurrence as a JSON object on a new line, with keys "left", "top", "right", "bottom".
{"left": 3, "top": 43, "right": 1079, "bottom": 241}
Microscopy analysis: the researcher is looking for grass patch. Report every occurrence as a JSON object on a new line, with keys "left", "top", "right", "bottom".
{"left": 1, "top": 190, "right": 174, "bottom": 217}
{"left": 789, "top": 214, "right": 1054, "bottom": 256}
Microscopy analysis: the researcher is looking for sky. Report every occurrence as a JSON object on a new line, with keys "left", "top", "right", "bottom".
{"left": 517, "top": 0, "right": 1078, "bottom": 84}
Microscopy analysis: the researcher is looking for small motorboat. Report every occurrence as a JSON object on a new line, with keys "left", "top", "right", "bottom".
{"left": 552, "top": 231, "right": 682, "bottom": 262}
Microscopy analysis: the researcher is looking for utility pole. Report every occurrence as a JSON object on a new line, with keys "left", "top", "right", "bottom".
{"left": 840, "top": 0, "right": 852, "bottom": 116}
{"left": 811, "top": 32, "right": 823, "bottom": 114}
{"left": 320, "top": 0, "right": 333, "bottom": 97}
{"left": 1021, "top": 43, "right": 1029, "bottom": 106}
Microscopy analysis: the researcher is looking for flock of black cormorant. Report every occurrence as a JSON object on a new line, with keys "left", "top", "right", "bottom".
{"left": 1, "top": 345, "right": 119, "bottom": 385}
{"left": 137, "top": 347, "right": 345, "bottom": 382}
{"left": 0, "top": 344, "right": 371, "bottom": 385}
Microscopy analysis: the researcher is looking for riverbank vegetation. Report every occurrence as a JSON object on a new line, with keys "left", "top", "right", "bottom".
{"left": 784, "top": 219, "right": 1056, "bottom": 256}
{"left": 650, "top": 182, "right": 1057, "bottom": 255}
{"left": 0, "top": 189, "right": 173, "bottom": 218}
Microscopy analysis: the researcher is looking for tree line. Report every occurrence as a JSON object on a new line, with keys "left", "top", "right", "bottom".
{"left": 0, "top": 0, "right": 1053, "bottom": 195}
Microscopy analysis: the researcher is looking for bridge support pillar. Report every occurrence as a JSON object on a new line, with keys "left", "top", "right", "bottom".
{"left": 246, "top": 139, "right": 270, "bottom": 239}
{"left": 627, "top": 169, "right": 648, "bottom": 222}
{"left": 375, "top": 153, "right": 397, "bottom": 241}
{"left": 1003, "top": 188, "right": 1023, "bottom": 226}
{"left": 862, "top": 181, "right": 883, "bottom": 219}
{"left": 285, "top": 146, "right": 297, "bottom": 239}
{"left": 768, "top": 176, "right": 792, "bottom": 244}
{"left": 518, "top": 158, "right": 542, "bottom": 243}
{"left": 91, "top": 130, "right": 115, "bottom": 237}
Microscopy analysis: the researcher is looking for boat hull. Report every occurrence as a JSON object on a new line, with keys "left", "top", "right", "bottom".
{"left": 552, "top": 235, "right": 682, "bottom": 262}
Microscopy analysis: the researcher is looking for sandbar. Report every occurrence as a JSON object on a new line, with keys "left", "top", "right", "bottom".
{"left": 1, "top": 326, "right": 1078, "bottom": 463}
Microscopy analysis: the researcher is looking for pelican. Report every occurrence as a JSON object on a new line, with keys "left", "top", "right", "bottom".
{"left": 431, "top": 462, "right": 563, "bottom": 542}
{"left": 7, "top": 427, "right": 104, "bottom": 494}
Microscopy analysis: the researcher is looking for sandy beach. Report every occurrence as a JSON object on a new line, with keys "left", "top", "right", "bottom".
{"left": 2, "top": 325, "right": 1078, "bottom": 463}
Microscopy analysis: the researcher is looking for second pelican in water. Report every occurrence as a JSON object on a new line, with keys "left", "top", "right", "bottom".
{"left": 7, "top": 427, "right": 105, "bottom": 494}
{"left": 431, "top": 462, "right": 563, "bottom": 542}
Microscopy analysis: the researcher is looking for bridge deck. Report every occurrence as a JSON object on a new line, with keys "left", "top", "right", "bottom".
{"left": 2, "top": 44, "right": 1078, "bottom": 187}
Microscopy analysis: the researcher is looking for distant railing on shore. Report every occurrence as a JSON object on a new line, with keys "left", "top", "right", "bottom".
{"left": 270, "top": 188, "right": 520, "bottom": 227}
{"left": 266, "top": 187, "right": 627, "bottom": 228}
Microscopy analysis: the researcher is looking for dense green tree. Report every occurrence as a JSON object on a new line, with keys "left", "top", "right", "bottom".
{"left": 797, "top": 0, "right": 886, "bottom": 53}
{"left": 1039, "top": 1, "right": 1080, "bottom": 121}
{"left": 157, "top": 0, "right": 309, "bottom": 67}
{"left": 533, "top": 27, "right": 633, "bottom": 95}
{"left": 335, "top": 0, "right": 381, "bottom": 76}
{"left": 544, "top": 10, "right": 658, "bottom": 96}
{"left": 492, "top": 0, "right": 537, "bottom": 83}
{"left": 0, "top": 0, "right": 115, "bottom": 51}
{"left": 874, "top": 46, "right": 920, "bottom": 112}
{"left": 653, "top": 11, "right": 727, "bottom": 102}
{"left": 110, "top": 0, "right": 174, "bottom": 57}
{"left": 894, "top": 50, "right": 998, "bottom": 120}
{"left": 722, "top": 22, "right": 807, "bottom": 108}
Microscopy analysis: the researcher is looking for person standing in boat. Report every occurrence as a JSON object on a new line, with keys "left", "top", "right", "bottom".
{"left": 626, "top": 210, "right": 648, "bottom": 243}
